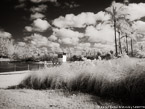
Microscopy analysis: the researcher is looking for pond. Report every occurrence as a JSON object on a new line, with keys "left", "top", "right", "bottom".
{"left": 0, "top": 61, "right": 49, "bottom": 73}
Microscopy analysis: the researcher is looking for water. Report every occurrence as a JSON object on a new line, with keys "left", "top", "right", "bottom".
{"left": 0, "top": 61, "right": 46, "bottom": 73}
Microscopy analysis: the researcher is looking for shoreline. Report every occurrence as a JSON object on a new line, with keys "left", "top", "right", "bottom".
{"left": 0, "top": 70, "right": 30, "bottom": 75}
{"left": 0, "top": 71, "right": 31, "bottom": 88}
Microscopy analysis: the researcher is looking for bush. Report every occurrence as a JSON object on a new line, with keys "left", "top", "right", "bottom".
{"left": 17, "top": 58, "right": 145, "bottom": 105}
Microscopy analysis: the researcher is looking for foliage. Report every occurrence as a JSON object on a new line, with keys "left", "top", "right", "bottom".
{"left": 0, "top": 38, "right": 15, "bottom": 58}
{"left": 16, "top": 57, "right": 145, "bottom": 105}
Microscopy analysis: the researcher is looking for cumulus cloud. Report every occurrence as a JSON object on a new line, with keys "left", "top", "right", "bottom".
{"left": 25, "top": 19, "right": 50, "bottom": 32}
{"left": 25, "top": 26, "right": 33, "bottom": 32}
{"left": 53, "top": 11, "right": 110, "bottom": 28}
{"left": 0, "top": 31, "right": 12, "bottom": 38}
{"left": 48, "top": 41, "right": 61, "bottom": 52}
{"left": 48, "top": 34, "right": 57, "bottom": 41}
{"left": 18, "top": 42, "right": 26, "bottom": 46}
{"left": 30, "top": 4, "right": 47, "bottom": 13}
{"left": 76, "top": 43, "right": 91, "bottom": 50}
{"left": 64, "top": 1, "right": 79, "bottom": 8}
{"left": 30, "top": 0, "right": 57, "bottom": 3}
{"left": 24, "top": 33, "right": 61, "bottom": 52}
{"left": 106, "top": 2, "right": 145, "bottom": 21}
{"left": 127, "top": 3, "right": 145, "bottom": 21}
{"left": 85, "top": 25, "right": 114, "bottom": 43}
{"left": 132, "top": 21, "right": 145, "bottom": 33}
{"left": 53, "top": 28, "right": 84, "bottom": 46}
{"left": 32, "top": 19, "right": 50, "bottom": 32}
{"left": 30, "top": 13, "right": 45, "bottom": 20}
{"left": 94, "top": 43, "right": 114, "bottom": 51}
{"left": 15, "top": 3, "right": 25, "bottom": 9}
{"left": 24, "top": 33, "right": 48, "bottom": 47}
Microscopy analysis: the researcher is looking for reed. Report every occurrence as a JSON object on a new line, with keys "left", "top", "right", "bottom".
{"left": 18, "top": 58, "right": 145, "bottom": 105}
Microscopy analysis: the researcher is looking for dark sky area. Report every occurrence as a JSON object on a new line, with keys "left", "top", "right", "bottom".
{"left": 0, "top": 0, "right": 145, "bottom": 41}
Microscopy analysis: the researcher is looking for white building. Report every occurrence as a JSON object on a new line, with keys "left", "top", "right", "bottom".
{"left": 58, "top": 53, "right": 67, "bottom": 63}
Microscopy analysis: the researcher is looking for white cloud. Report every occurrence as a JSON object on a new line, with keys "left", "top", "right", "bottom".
{"left": 53, "top": 11, "right": 110, "bottom": 28}
{"left": 48, "top": 35, "right": 57, "bottom": 41}
{"left": 53, "top": 28, "right": 84, "bottom": 46}
{"left": 24, "top": 33, "right": 48, "bottom": 47}
{"left": 64, "top": 2, "right": 79, "bottom": 8}
{"left": 106, "top": 2, "right": 126, "bottom": 17}
{"left": 94, "top": 43, "right": 114, "bottom": 51}
{"left": 25, "top": 26, "right": 33, "bottom": 32}
{"left": 85, "top": 25, "right": 114, "bottom": 43}
{"left": 127, "top": 3, "right": 145, "bottom": 21}
{"left": 132, "top": 21, "right": 145, "bottom": 33}
{"left": 33, "top": 19, "right": 50, "bottom": 32}
{"left": 30, "top": 0, "right": 57, "bottom": 3}
{"left": 18, "top": 42, "right": 26, "bottom": 46}
{"left": 24, "top": 33, "right": 61, "bottom": 52}
{"left": 59, "top": 37, "right": 79, "bottom": 46}
{"left": 0, "top": 31, "right": 12, "bottom": 38}
{"left": 76, "top": 43, "right": 91, "bottom": 50}
{"left": 15, "top": 3, "right": 25, "bottom": 9}
{"left": 106, "top": 2, "right": 145, "bottom": 21}
{"left": 95, "top": 11, "right": 110, "bottom": 22}
{"left": 25, "top": 19, "right": 50, "bottom": 32}
{"left": 30, "top": 13, "right": 45, "bottom": 20}
{"left": 48, "top": 41, "right": 61, "bottom": 52}
{"left": 30, "top": 4, "right": 47, "bottom": 13}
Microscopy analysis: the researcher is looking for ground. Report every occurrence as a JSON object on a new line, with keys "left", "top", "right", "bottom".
{"left": 0, "top": 71, "right": 118, "bottom": 109}
{"left": 0, "top": 89, "right": 118, "bottom": 109}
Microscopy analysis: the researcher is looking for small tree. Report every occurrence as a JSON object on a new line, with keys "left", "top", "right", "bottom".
{"left": 0, "top": 37, "right": 15, "bottom": 58}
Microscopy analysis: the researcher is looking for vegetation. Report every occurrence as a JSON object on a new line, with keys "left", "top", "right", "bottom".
{"left": 0, "top": 37, "right": 15, "bottom": 58}
{"left": 14, "top": 57, "right": 145, "bottom": 105}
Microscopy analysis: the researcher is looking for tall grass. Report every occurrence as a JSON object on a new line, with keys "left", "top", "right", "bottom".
{"left": 17, "top": 57, "right": 145, "bottom": 105}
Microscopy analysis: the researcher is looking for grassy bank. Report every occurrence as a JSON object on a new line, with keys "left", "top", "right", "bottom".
{"left": 0, "top": 89, "right": 119, "bottom": 109}
{"left": 16, "top": 57, "right": 145, "bottom": 105}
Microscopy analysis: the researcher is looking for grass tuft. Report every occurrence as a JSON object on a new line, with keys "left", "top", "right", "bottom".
{"left": 18, "top": 58, "right": 145, "bottom": 105}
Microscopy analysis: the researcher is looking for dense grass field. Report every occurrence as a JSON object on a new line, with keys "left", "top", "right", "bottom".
{"left": 15, "top": 57, "right": 145, "bottom": 105}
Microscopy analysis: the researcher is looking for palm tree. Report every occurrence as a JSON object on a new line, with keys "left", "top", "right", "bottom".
{"left": 124, "top": 0, "right": 129, "bottom": 6}
{"left": 106, "top": 1, "right": 129, "bottom": 57}
{"left": 129, "top": 28, "right": 145, "bottom": 56}
{"left": 118, "top": 31, "right": 122, "bottom": 54}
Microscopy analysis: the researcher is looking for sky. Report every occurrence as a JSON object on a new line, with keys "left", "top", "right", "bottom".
{"left": 0, "top": 0, "right": 145, "bottom": 53}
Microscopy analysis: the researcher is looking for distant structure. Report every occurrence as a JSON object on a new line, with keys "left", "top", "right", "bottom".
{"left": 123, "top": 0, "right": 129, "bottom": 6}
{"left": 58, "top": 52, "right": 67, "bottom": 64}
{"left": 62, "top": 53, "right": 67, "bottom": 62}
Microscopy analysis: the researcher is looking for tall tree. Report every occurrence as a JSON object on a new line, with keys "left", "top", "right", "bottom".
{"left": 106, "top": 1, "right": 129, "bottom": 57}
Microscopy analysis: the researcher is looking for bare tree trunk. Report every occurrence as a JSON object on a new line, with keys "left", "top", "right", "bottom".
{"left": 114, "top": 20, "right": 118, "bottom": 57}
{"left": 131, "top": 38, "right": 133, "bottom": 56}
{"left": 126, "top": 34, "right": 128, "bottom": 55}
{"left": 118, "top": 31, "right": 122, "bottom": 54}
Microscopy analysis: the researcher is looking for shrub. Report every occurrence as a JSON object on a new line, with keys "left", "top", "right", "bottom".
{"left": 17, "top": 58, "right": 145, "bottom": 105}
